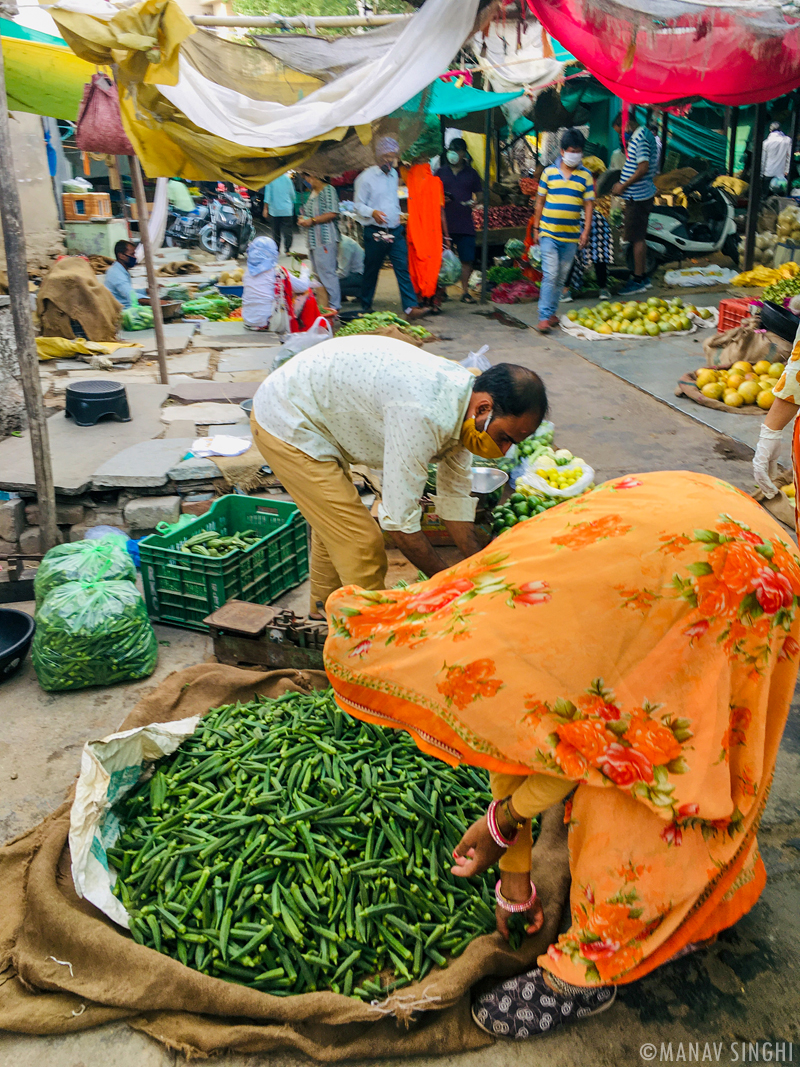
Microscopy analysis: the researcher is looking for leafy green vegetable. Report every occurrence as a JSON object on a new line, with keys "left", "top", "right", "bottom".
{"left": 487, "top": 264, "right": 523, "bottom": 285}
{"left": 335, "top": 312, "right": 432, "bottom": 340}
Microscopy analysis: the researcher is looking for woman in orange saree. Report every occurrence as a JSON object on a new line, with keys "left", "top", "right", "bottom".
{"left": 405, "top": 162, "right": 444, "bottom": 312}
{"left": 324, "top": 470, "right": 800, "bottom": 1039}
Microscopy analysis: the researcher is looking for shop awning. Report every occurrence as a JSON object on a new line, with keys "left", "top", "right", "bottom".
{"left": 402, "top": 79, "right": 523, "bottom": 117}
{"left": 1, "top": 19, "right": 90, "bottom": 119}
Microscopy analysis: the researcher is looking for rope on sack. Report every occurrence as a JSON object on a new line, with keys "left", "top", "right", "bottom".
{"left": 46, "top": 956, "right": 75, "bottom": 977}
{"left": 367, "top": 988, "right": 444, "bottom": 1017}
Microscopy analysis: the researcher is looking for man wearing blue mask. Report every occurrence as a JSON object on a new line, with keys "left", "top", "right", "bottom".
{"left": 103, "top": 240, "right": 138, "bottom": 308}
{"left": 435, "top": 138, "right": 483, "bottom": 303}
{"left": 353, "top": 137, "right": 427, "bottom": 320}
{"left": 250, "top": 338, "right": 546, "bottom": 613}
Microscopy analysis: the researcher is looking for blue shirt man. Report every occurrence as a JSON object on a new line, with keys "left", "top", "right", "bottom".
{"left": 262, "top": 171, "right": 296, "bottom": 254}
{"left": 104, "top": 240, "right": 136, "bottom": 308}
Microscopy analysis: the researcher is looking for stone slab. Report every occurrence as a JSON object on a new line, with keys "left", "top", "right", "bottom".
{"left": 217, "top": 348, "right": 275, "bottom": 373}
{"left": 118, "top": 322, "right": 198, "bottom": 355}
{"left": 165, "top": 349, "right": 211, "bottom": 374}
{"left": 0, "top": 384, "right": 171, "bottom": 495}
{"left": 0, "top": 499, "right": 24, "bottom": 543}
{"left": 167, "top": 381, "right": 259, "bottom": 404}
{"left": 166, "top": 456, "right": 221, "bottom": 482}
{"left": 124, "top": 494, "right": 181, "bottom": 532}
{"left": 163, "top": 419, "right": 199, "bottom": 439}
{"left": 212, "top": 370, "right": 271, "bottom": 383}
{"left": 208, "top": 423, "right": 252, "bottom": 438}
{"left": 92, "top": 439, "right": 195, "bottom": 489}
{"left": 161, "top": 402, "right": 247, "bottom": 425}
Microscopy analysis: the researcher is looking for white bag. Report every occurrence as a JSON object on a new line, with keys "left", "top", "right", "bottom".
{"left": 460, "top": 344, "right": 491, "bottom": 374}
{"left": 517, "top": 458, "right": 595, "bottom": 499}
{"left": 69, "top": 717, "right": 200, "bottom": 926}
{"left": 272, "top": 315, "right": 334, "bottom": 370}
{"left": 267, "top": 268, "right": 291, "bottom": 334}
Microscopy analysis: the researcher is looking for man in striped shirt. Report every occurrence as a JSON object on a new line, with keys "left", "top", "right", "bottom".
{"left": 612, "top": 110, "right": 658, "bottom": 294}
{"left": 530, "top": 128, "right": 594, "bottom": 334}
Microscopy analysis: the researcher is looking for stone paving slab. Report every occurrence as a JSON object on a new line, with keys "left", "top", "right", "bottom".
{"left": 161, "top": 402, "right": 247, "bottom": 425}
{"left": 165, "top": 349, "right": 211, "bottom": 374}
{"left": 119, "top": 322, "right": 198, "bottom": 355}
{"left": 166, "top": 456, "right": 222, "bottom": 482}
{"left": 167, "top": 381, "right": 259, "bottom": 404}
{"left": 217, "top": 347, "right": 275, "bottom": 373}
{"left": 0, "top": 384, "right": 170, "bottom": 495}
{"left": 93, "top": 439, "right": 195, "bottom": 489}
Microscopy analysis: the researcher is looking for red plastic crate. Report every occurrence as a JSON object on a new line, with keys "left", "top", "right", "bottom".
{"left": 718, "top": 297, "right": 755, "bottom": 333}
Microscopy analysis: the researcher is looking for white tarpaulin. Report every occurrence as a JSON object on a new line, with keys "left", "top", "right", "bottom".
{"left": 470, "top": 22, "right": 566, "bottom": 131}
{"left": 155, "top": 0, "right": 480, "bottom": 150}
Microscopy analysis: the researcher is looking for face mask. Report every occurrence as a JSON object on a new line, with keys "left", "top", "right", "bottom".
{"left": 563, "top": 151, "right": 582, "bottom": 167}
{"left": 379, "top": 162, "right": 393, "bottom": 174}
{"left": 302, "top": 179, "right": 311, "bottom": 189}
{"left": 446, "top": 150, "right": 460, "bottom": 165}
{"left": 460, "top": 412, "right": 504, "bottom": 459}
{"left": 121, "top": 253, "right": 136, "bottom": 269}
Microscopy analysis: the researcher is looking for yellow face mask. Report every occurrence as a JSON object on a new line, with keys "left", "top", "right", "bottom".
{"left": 460, "top": 412, "right": 504, "bottom": 459}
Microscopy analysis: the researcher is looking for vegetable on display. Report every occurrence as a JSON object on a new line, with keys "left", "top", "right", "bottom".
{"left": 335, "top": 312, "right": 432, "bottom": 341}
{"left": 180, "top": 529, "right": 264, "bottom": 558}
{"left": 109, "top": 690, "right": 524, "bottom": 998}
{"left": 567, "top": 296, "right": 712, "bottom": 336}
{"left": 34, "top": 535, "right": 134, "bottom": 605}
{"left": 31, "top": 579, "right": 158, "bottom": 692}
{"left": 490, "top": 280, "right": 539, "bottom": 305}
{"left": 486, "top": 264, "right": 522, "bottom": 285}
{"left": 472, "top": 206, "right": 532, "bottom": 229}
{"left": 762, "top": 276, "right": 800, "bottom": 303}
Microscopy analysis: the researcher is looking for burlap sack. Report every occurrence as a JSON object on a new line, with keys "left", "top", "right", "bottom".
{"left": 703, "top": 320, "right": 791, "bottom": 370}
{"left": 751, "top": 469, "right": 796, "bottom": 528}
{"left": 0, "top": 663, "right": 570, "bottom": 1059}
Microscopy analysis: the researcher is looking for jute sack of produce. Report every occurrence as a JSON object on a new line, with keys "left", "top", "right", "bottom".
{"left": 703, "top": 319, "right": 791, "bottom": 369}
{"left": 0, "top": 663, "right": 570, "bottom": 1060}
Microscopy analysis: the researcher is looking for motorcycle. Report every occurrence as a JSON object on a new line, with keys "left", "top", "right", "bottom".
{"left": 198, "top": 189, "right": 255, "bottom": 260}
{"left": 164, "top": 201, "right": 208, "bottom": 249}
{"left": 620, "top": 171, "right": 739, "bottom": 275}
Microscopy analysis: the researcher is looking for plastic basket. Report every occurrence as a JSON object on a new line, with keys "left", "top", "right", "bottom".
{"left": 718, "top": 297, "right": 755, "bottom": 333}
{"left": 138, "top": 495, "right": 308, "bottom": 630}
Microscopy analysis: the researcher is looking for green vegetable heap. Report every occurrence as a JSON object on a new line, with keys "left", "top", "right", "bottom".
{"left": 762, "top": 275, "right": 800, "bottom": 303}
{"left": 491, "top": 491, "right": 560, "bottom": 533}
{"left": 180, "top": 528, "right": 264, "bottom": 558}
{"left": 110, "top": 690, "right": 519, "bottom": 998}
{"left": 181, "top": 296, "right": 230, "bottom": 321}
{"left": 487, "top": 264, "right": 523, "bottom": 285}
{"left": 335, "top": 312, "right": 432, "bottom": 341}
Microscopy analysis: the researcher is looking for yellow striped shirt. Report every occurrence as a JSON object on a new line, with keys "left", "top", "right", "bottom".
{"left": 537, "top": 163, "right": 595, "bottom": 243}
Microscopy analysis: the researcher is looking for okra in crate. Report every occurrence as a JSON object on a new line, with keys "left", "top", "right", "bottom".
{"left": 139, "top": 495, "right": 309, "bottom": 630}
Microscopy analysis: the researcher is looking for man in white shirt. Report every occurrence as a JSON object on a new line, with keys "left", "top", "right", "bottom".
{"left": 762, "top": 122, "right": 792, "bottom": 191}
{"left": 354, "top": 137, "right": 425, "bottom": 320}
{"left": 337, "top": 234, "right": 365, "bottom": 302}
{"left": 251, "top": 337, "right": 547, "bottom": 615}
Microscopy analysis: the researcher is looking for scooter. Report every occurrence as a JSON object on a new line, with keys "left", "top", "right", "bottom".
{"left": 164, "top": 201, "right": 209, "bottom": 249}
{"left": 199, "top": 189, "right": 255, "bottom": 260}
{"left": 622, "top": 171, "right": 739, "bottom": 275}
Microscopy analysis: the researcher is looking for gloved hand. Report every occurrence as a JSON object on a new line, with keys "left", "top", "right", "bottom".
{"left": 753, "top": 424, "right": 784, "bottom": 498}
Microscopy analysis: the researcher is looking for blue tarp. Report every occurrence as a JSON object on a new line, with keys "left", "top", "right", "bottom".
{"left": 402, "top": 79, "right": 523, "bottom": 117}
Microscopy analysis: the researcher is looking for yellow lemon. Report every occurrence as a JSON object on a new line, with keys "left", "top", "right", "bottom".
{"left": 732, "top": 361, "right": 753, "bottom": 375}
{"left": 757, "top": 389, "right": 774, "bottom": 409}
{"left": 754, "top": 360, "right": 772, "bottom": 376}
{"left": 769, "top": 363, "right": 785, "bottom": 378}
{"left": 738, "top": 381, "right": 761, "bottom": 404}
{"left": 701, "top": 382, "right": 725, "bottom": 400}
{"left": 724, "top": 390, "right": 744, "bottom": 407}
{"left": 726, "top": 373, "right": 744, "bottom": 390}
{"left": 783, "top": 484, "right": 796, "bottom": 499}
{"left": 696, "top": 369, "right": 718, "bottom": 389}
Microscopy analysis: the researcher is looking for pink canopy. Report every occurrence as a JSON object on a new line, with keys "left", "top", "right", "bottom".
{"left": 529, "top": 0, "right": 800, "bottom": 105}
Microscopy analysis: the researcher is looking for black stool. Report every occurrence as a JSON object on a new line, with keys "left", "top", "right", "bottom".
{"left": 65, "top": 380, "right": 131, "bottom": 426}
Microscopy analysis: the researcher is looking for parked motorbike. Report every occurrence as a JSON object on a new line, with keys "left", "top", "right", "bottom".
{"left": 622, "top": 171, "right": 739, "bottom": 275}
{"left": 198, "top": 189, "right": 255, "bottom": 260}
{"left": 164, "top": 202, "right": 208, "bottom": 249}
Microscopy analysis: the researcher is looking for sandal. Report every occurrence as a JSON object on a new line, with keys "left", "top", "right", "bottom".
{"left": 536, "top": 322, "right": 551, "bottom": 334}
{"left": 461, "top": 294, "right": 477, "bottom": 304}
{"left": 472, "top": 967, "right": 616, "bottom": 1040}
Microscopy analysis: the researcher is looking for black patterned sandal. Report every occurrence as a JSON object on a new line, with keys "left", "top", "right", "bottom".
{"left": 472, "top": 967, "right": 616, "bottom": 1039}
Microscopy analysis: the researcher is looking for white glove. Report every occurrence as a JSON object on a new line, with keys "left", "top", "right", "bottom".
{"left": 753, "top": 424, "right": 783, "bottom": 498}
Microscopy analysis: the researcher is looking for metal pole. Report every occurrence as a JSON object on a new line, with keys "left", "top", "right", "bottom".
{"left": 743, "top": 102, "right": 767, "bottom": 273}
{"left": 129, "top": 157, "right": 169, "bottom": 384}
{"left": 728, "top": 107, "right": 738, "bottom": 176}
{"left": 0, "top": 42, "right": 58, "bottom": 551}
{"left": 480, "top": 108, "right": 492, "bottom": 304}
{"left": 191, "top": 12, "right": 409, "bottom": 27}
{"left": 789, "top": 93, "right": 800, "bottom": 188}
{"left": 659, "top": 111, "right": 668, "bottom": 173}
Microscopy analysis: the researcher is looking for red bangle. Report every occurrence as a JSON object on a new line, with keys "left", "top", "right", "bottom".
{"left": 487, "top": 799, "right": 518, "bottom": 848}
{"left": 495, "top": 879, "right": 537, "bottom": 913}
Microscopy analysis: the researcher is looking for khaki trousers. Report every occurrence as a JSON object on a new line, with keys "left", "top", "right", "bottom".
{"left": 251, "top": 416, "right": 388, "bottom": 614}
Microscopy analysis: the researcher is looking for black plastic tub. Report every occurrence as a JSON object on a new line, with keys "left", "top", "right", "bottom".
{"left": 0, "top": 608, "right": 35, "bottom": 681}
{"left": 761, "top": 300, "right": 800, "bottom": 344}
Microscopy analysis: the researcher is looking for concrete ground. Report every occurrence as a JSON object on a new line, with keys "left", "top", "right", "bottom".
{"left": 2, "top": 271, "right": 798, "bottom": 1065}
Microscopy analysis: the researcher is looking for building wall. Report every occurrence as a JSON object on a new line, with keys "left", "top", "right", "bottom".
{"left": 0, "top": 112, "right": 63, "bottom": 271}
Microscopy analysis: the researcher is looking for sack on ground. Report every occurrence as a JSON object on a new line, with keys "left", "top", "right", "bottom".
{"left": 31, "top": 580, "right": 157, "bottom": 692}
{"left": 34, "top": 535, "right": 134, "bottom": 606}
{"left": 704, "top": 319, "right": 791, "bottom": 369}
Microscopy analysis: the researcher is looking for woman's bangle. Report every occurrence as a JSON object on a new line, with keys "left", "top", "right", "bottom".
{"left": 501, "top": 796, "right": 525, "bottom": 833}
{"left": 487, "top": 799, "right": 518, "bottom": 848}
{"left": 495, "top": 879, "right": 537, "bottom": 914}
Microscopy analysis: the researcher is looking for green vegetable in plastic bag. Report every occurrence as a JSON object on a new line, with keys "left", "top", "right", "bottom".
{"left": 32, "top": 580, "right": 158, "bottom": 692}
{"left": 121, "top": 306, "right": 154, "bottom": 331}
{"left": 504, "top": 238, "right": 525, "bottom": 260}
{"left": 34, "top": 536, "right": 135, "bottom": 606}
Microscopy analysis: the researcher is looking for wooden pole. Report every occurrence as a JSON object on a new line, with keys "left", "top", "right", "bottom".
{"left": 0, "top": 41, "right": 59, "bottom": 551}
{"left": 743, "top": 102, "right": 767, "bottom": 273}
{"left": 480, "top": 108, "right": 491, "bottom": 304}
{"left": 728, "top": 106, "right": 738, "bottom": 176}
{"left": 129, "top": 157, "right": 168, "bottom": 385}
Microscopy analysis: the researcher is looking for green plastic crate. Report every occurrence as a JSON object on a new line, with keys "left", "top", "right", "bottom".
{"left": 138, "top": 496, "right": 309, "bottom": 631}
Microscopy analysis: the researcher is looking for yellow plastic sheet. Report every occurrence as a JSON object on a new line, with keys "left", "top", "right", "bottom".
{"left": 36, "top": 338, "right": 144, "bottom": 360}
{"left": 1, "top": 36, "right": 91, "bottom": 119}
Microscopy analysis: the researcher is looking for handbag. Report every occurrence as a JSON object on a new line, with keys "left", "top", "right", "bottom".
{"left": 268, "top": 268, "right": 291, "bottom": 334}
{"left": 76, "top": 74, "right": 135, "bottom": 157}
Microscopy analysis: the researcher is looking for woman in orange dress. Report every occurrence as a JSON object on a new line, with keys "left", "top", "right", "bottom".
{"left": 324, "top": 469, "right": 800, "bottom": 1039}
{"left": 405, "top": 162, "right": 445, "bottom": 313}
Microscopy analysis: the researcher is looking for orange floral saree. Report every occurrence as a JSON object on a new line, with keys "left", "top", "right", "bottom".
{"left": 323, "top": 471, "right": 800, "bottom": 988}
